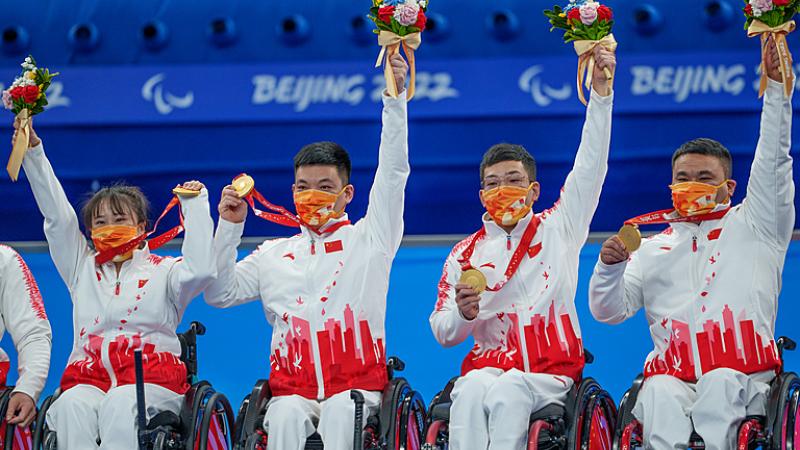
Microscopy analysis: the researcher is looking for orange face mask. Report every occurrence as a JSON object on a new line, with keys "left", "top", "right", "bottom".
{"left": 670, "top": 181, "right": 729, "bottom": 217}
{"left": 91, "top": 225, "right": 141, "bottom": 262}
{"left": 293, "top": 189, "right": 345, "bottom": 228}
{"left": 481, "top": 184, "right": 533, "bottom": 226}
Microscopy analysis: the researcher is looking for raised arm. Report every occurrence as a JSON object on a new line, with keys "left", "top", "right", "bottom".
{"left": 588, "top": 237, "right": 644, "bottom": 324}
{"left": 549, "top": 48, "right": 615, "bottom": 247}
{"left": 430, "top": 250, "right": 478, "bottom": 347}
{"left": 741, "top": 42, "right": 794, "bottom": 249}
{"left": 363, "top": 55, "right": 411, "bottom": 257}
{"left": 19, "top": 124, "right": 91, "bottom": 288}
{"left": 203, "top": 187, "right": 262, "bottom": 308}
{"left": 0, "top": 246, "right": 52, "bottom": 404}
{"left": 167, "top": 183, "right": 217, "bottom": 313}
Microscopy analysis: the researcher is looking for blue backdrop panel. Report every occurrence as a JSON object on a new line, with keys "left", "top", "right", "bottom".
{"left": 0, "top": 51, "right": 799, "bottom": 240}
{"left": 3, "top": 242, "right": 799, "bottom": 407}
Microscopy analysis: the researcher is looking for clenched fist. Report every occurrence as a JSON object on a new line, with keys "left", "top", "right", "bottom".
{"left": 600, "top": 236, "right": 630, "bottom": 265}
{"left": 455, "top": 283, "right": 481, "bottom": 321}
{"left": 219, "top": 185, "right": 247, "bottom": 224}
{"left": 389, "top": 54, "right": 409, "bottom": 95}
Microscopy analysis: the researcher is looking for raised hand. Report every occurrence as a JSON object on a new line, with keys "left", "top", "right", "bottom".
{"left": 177, "top": 180, "right": 205, "bottom": 191}
{"left": 764, "top": 36, "right": 783, "bottom": 83}
{"left": 592, "top": 46, "right": 617, "bottom": 97}
{"left": 600, "top": 235, "right": 630, "bottom": 265}
{"left": 219, "top": 185, "right": 247, "bottom": 224}
{"left": 455, "top": 283, "right": 481, "bottom": 320}
{"left": 11, "top": 116, "right": 40, "bottom": 149}
{"left": 389, "top": 53, "right": 409, "bottom": 95}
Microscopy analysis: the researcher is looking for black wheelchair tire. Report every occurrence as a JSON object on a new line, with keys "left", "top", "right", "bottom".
{"left": 43, "top": 431, "right": 57, "bottom": 450}
{"left": 198, "top": 392, "right": 235, "bottom": 450}
{"left": 244, "top": 433, "right": 261, "bottom": 450}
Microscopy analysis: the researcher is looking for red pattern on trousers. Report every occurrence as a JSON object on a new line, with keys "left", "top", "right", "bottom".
{"left": 270, "top": 305, "right": 387, "bottom": 399}
{"left": 60, "top": 334, "right": 189, "bottom": 394}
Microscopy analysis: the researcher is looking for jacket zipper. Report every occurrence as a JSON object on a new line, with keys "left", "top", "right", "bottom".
{"left": 305, "top": 234, "right": 325, "bottom": 398}
{"left": 692, "top": 236, "right": 698, "bottom": 253}
{"left": 506, "top": 235, "right": 512, "bottom": 251}
{"left": 311, "top": 238, "right": 316, "bottom": 255}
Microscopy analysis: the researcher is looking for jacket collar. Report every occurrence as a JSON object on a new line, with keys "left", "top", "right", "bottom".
{"left": 482, "top": 210, "right": 535, "bottom": 239}
{"left": 299, "top": 213, "right": 352, "bottom": 239}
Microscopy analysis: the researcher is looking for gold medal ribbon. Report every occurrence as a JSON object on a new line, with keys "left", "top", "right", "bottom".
{"left": 375, "top": 30, "right": 422, "bottom": 100}
{"left": 573, "top": 34, "right": 617, "bottom": 106}
{"left": 7, "top": 108, "right": 30, "bottom": 181}
{"left": 747, "top": 20, "right": 795, "bottom": 98}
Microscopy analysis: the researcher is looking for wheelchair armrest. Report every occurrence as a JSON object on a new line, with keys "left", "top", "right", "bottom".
{"left": 584, "top": 349, "right": 595, "bottom": 365}
{"left": 429, "top": 401, "right": 451, "bottom": 422}
{"left": 147, "top": 411, "right": 181, "bottom": 430}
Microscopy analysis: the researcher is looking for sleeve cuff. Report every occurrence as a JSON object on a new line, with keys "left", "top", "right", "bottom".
{"left": 595, "top": 256, "right": 627, "bottom": 276}
{"left": 178, "top": 187, "right": 209, "bottom": 207}
{"left": 589, "top": 88, "right": 614, "bottom": 106}
{"left": 765, "top": 78, "right": 792, "bottom": 100}
{"left": 217, "top": 218, "right": 244, "bottom": 242}
{"left": 11, "top": 385, "right": 39, "bottom": 403}
{"left": 382, "top": 90, "right": 409, "bottom": 106}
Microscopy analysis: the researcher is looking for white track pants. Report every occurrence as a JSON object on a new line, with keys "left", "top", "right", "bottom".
{"left": 45, "top": 383, "right": 183, "bottom": 450}
{"left": 633, "top": 368, "right": 773, "bottom": 450}
{"left": 448, "top": 367, "right": 573, "bottom": 450}
{"left": 262, "top": 389, "right": 382, "bottom": 450}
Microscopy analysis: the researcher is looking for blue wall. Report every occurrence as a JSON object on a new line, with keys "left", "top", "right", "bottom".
{"left": 4, "top": 241, "right": 800, "bottom": 408}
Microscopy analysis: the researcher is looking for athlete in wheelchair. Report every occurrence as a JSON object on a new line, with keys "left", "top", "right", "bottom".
{"left": 0, "top": 246, "right": 52, "bottom": 450}
{"left": 33, "top": 321, "right": 236, "bottom": 450}
{"left": 423, "top": 350, "right": 617, "bottom": 450}
{"left": 233, "top": 356, "right": 426, "bottom": 450}
{"left": 613, "top": 336, "right": 799, "bottom": 450}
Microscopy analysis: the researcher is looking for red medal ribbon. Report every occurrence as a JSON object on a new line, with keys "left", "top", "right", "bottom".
{"left": 624, "top": 207, "right": 731, "bottom": 227}
{"left": 95, "top": 196, "right": 185, "bottom": 265}
{"left": 458, "top": 215, "right": 541, "bottom": 292}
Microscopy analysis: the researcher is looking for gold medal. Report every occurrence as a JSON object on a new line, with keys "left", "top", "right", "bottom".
{"left": 617, "top": 224, "right": 642, "bottom": 253}
{"left": 459, "top": 268, "right": 488, "bottom": 293}
{"left": 232, "top": 173, "right": 255, "bottom": 198}
{"left": 172, "top": 186, "right": 201, "bottom": 198}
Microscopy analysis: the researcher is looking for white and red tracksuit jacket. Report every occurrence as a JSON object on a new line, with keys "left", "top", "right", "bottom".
{"left": 430, "top": 90, "right": 614, "bottom": 382}
{"left": 205, "top": 94, "right": 409, "bottom": 400}
{"left": 0, "top": 245, "right": 51, "bottom": 401}
{"left": 22, "top": 143, "right": 216, "bottom": 395}
{"left": 589, "top": 80, "right": 794, "bottom": 383}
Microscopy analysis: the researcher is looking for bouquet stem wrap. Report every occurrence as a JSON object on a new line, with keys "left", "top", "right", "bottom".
{"left": 748, "top": 20, "right": 795, "bottom": 98}
{"left": 375, "top": 30, "right": 421, "bottom": 100}
{"left": 573, "top": 33, "right": 617, "bottom": 106}
{"left": 7, "top": 108, "right": 29, "bottom": 182}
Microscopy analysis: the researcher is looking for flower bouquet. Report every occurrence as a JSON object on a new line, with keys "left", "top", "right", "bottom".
{"left": 544, "top": 1, "right": 616, "bottom": 105}
{"left": 744, "top": 0, "right": 799, "bottom": 97}
{"left": 3, "top": 55, "right": 58, "bottom": 181}
{"left": 368, "top": 0, "right": 429, "bottom": 100}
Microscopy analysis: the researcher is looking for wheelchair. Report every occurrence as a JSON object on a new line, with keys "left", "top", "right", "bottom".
{"left": 613, "top": 336, "right": 799, "bottom": 450}
{"left": 32, "top": 321, "right": 237, "bottom": 450}
{"left": 0, "top": 386, "right": 34, "bottom": 449}
{"left": 423, "top": 351, "right": 618, "bottom": 450}
{"left": 232, "top": 356, "right": 427, "bottom": 450}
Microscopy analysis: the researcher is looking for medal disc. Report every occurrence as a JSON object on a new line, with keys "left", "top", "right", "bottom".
{"left": 232, "top": 174, "right": 255, "bottom": 198}
{"left": 172, "top": 186, "right": 201, "bottom": 198}
{"left": 618, "top": 224, "right": 642, "bottom": 252}
{"left": 459, "top": 268, "right": 488, "bottom": 293}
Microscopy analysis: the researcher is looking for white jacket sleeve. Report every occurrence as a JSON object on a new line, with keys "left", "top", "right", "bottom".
{"left": 429, "top": 252, "right": 476, "bottom": 347}
{"left": 203, "top": 219, "right": 261, "bottom": 309}
{"left": 167, "top": 188, "right": 217, "bottom": 313}
{"left": 362, "top": 93, "right": 410, "bottom": 257}
{"left": 742, "top": 79, "right": 795, "bottom": 249}
{"left": 550, "top": 90, "right": 614, "bottom": 247}
{"left": 0, "top": 247, "right": 52, "bottom": 402}
{"left": 588, "top": 253, "right": 644, "bottom": 325}
{"left": 21, "top": 143, "right": 92, "bottom": 289}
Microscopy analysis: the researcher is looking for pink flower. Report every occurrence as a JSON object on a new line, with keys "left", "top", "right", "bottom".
{"left": 580, "top": 2, "right": 599, "bottom": 26}
{"left": 1, "top": 90, "right": 11, "bottom": 110}
{"left": 750, "top": 0, "right": 774, "bottom": 16}
{"left": 394, "top": 3, "right": 420, "bottom": 26}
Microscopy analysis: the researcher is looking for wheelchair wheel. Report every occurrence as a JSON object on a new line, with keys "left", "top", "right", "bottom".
{"left": 736, "top": 418, "right": 764, "bottom": 450}
{"left": 397, "top": 389, "right": 426, "bottom": 450}
{"left": 527, "top": 420, "right": 556, "bottom": 450}
{"left": 766, "top": 372, "right": 800, "bottom": 450}
{"left": 195, "top": 391, "right": 235, "bottom": 450}
{"left": 244, "top": 433, "right": 264, "bottom": 450}
{"left": 567, "top": 378, "right": 616, "bottom": 450}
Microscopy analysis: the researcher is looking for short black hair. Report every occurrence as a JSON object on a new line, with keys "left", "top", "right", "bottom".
{"left": 81, "top": 184, "right": 150, "bottom": 233}
{"left": 480, "top": 143, "right": 537, "bottom": 184}
{"left": 293, "top": 141, "right": 352, "bottom": 185}
{"left": 672, "top": 138, "right": 733, "bottom": 178}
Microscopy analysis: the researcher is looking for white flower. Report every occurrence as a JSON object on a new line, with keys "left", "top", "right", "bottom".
{"left": 418, "top": 0, "right": 427, "bottom": 8}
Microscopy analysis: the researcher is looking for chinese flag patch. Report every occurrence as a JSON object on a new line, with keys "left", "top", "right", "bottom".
{"left": 707, "top": 228, "right": 722, "bottom": 241}
{"left": 325, "top": 240, "right": 343, "bottom": 254}
{"left": 527, "top": 242, "right": 542, "bottom": 259}
{"left": 138, "top": 280, "right": 149, "bottom": 289}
